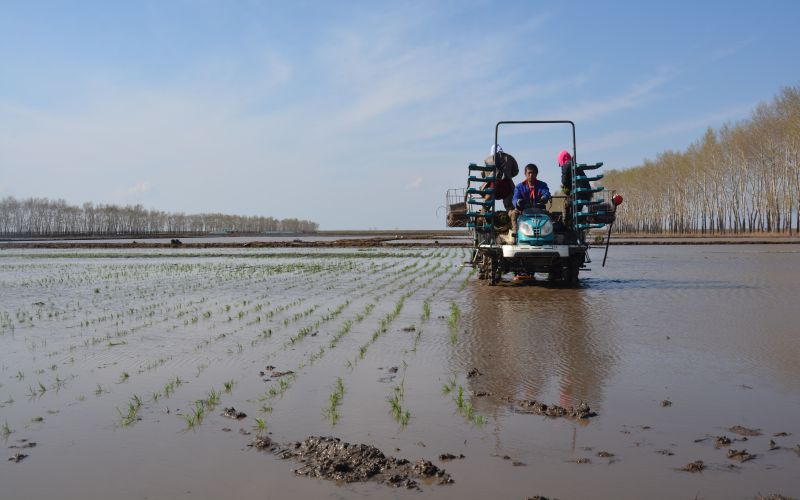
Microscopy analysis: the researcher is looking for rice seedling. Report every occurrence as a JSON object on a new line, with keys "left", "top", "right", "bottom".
{"left": 205, "top": 388, "right": 221, "bottom": 408}
{"left": 118, "top": 371, "right": 129, "bottom": 383}
{"left": 253, "top": 417, "right": 266, "bottom": 436}
{"left": 421, "top": 300, "right": 431, "bottom": 321}
{"left": 448, "top": 303, "right": 460, "bottom": 344}
{"left": 1, "top": 421, "right": 12, "bottom": 437}
{"left": 151, "top": 391, "right": 162, "bottom": 402}
{"left": 15, "top": 371, "right": 23, "bottom": 380}
{"left": 442, "top": 377, "right": 457, "bottom": 395}
{"left": 324, "top": 377, "right": 345, "bottom": 425}
{"left": 37, "top": 381, "right": 47, "bottom": 395}
{"left": 455, "top": 385, "right": 465, "bottom": 409}
{"left": 223, "top": 379, "right": 235, "bottom": 393}
{"left": 118, "top": 395, "right": 142, "bottom": 426}
{"left": 95, "top": 384, "right": 105, "bottom": 396}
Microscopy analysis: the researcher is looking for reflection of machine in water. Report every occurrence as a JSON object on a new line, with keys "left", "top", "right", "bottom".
{"left": 453, "top": 283, "right": 616, "bottom": 419}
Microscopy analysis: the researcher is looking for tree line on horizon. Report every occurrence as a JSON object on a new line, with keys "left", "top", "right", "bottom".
{"left": 0, "top": 197, "right": 318, "bottom": 237}
{"left": 604, "top": 85, "right": 800, "bottom": 234}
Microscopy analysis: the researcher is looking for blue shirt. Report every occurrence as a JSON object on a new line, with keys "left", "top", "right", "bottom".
{"left": 512, "top": 179, "right": 551, "bottom": 210}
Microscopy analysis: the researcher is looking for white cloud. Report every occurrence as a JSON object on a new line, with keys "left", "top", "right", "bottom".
{"left": 560, "top": 67, "right": 676, "bottom": 122}
{"left": 405, "top": 176, "right": 423, "bottom": 190}
{"left": 126, "top": 182, "right": 150, "bottom": 195}
{"left": 581, "top": 104, "right": 753, "bottom": 161}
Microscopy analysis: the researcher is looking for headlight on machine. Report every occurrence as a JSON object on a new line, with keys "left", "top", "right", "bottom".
{"left": 519, "top": 222, "right": 534, "bottom": 236}
{"left": 540, "top": 220, "right": 553, "bottom": 236}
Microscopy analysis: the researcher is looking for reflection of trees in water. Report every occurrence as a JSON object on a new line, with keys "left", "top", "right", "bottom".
{"left": 455, "top": 283, "right": 617, "bottom": 413}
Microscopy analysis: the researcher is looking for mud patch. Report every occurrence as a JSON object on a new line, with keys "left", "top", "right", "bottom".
{"left": 680, "top": 460, "right": 705, "bottom": 473}
{"left": 727, "top": 449, "right": 755, "bottom": 462}
{"left": 507, "top": 398, "right": 596, "bottom": 419}
{"left": 222, "top": 407, "right": 247, "bottom": 420}
{"left": 729, "top": 425, "right": 762, "bottom": 437}
{"left": 715, "top": 435, "right": 732, "bottom": 448}
{"left": 8, "top": 453, "right": 28, "bottom": 463}
{"left": 274, "top": 436, "right": 452, "bottom": 490}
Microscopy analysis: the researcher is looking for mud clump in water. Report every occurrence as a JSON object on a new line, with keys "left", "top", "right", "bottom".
{"left": 680, "top": 460, "right": 705, "bottom": 473}
{"left": 727, "top": 448, "right": 755, "bottom": 462}
{"left": 8, "top": 442, "right": 37, "bottom": 449}
{"left": 8, "top": 453, "right": 28, "bottom": 463}
{"left": 507, "top": 398, "right": 596, "bottom": 419}
{"left": 276, "top": 436, "right": 452, "bottom": 490}
{"left": 661, "top": 399, "right": 672, "bottom": 407}
{"left": 249, "top": 436, "right": 274, "bottom": 450}
{"left": 222, "top": 407, "right": 247, "bottom": 420}
{"left": 715, "top": 435, "right": 732, "bottom": 448}
{"left": 729, "top": 425, "right": 762, "bottom": 437}
{"left": 438, "top": 453, "right": 464, "bottom": 461}
{"left": 755, "top": 495, "right": 798, "bottom": 500}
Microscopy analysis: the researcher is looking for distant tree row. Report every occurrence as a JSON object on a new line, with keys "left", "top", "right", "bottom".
{"left": 604, "top": 85, "right": 800, "bottom": 234}
{"left": 0, "top": 197, "right": 318, "bottom": 237}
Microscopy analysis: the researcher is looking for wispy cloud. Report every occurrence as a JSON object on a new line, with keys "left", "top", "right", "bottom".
{"left": 560, "top": 67, "right": 676, "bottom": 122}
{"left": 707, "top": 37, "right": 756, "bottom": 62}
{"left": 581, "top": 104, "right": 753, "bottom": 159}
{"left": 405, "top": 176, "right": 423, "bottom": 190}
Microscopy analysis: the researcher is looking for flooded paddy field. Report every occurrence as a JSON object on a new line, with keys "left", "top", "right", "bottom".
{"left": 0, "top": 245, "right": 798, "bottom": 499}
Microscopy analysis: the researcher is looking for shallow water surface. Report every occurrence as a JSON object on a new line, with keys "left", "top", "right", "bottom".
{"left": 0, "top": 245, "right": 798, "bottom": 499}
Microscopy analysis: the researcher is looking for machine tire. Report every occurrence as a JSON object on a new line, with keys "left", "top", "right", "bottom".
{"left": 488, "top": 256, "right": 502, "bottom": 285}
{"left": 565, "top": 254, "right": 582, "bottom": 286}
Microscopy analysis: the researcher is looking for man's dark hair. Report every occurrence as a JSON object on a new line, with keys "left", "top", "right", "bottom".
{"left": 525, "top": 163, "right": 538, "bottom": 175}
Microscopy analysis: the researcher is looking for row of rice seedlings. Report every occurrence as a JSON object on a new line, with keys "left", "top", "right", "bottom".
{"left": 421, "top": 300, "right": 431, "bottom": 322}
{"left": 443, "top": 379, "right": 486, "bottom": 426}
{"left": 448, "top": 303, "right": 461, "bottom": 344}
{"left": 287, "top": 300, "right": 349, "bottom": 346}
{"left": 388, "top": 370, "right": 411, "bottom": 427}
{"left": 323, "top": 377, "right": 345, "bottom": 425}
{"left": 261, "top": 260, "right": 417, "bottom": 361}
{"left": 26, "top": 381, "right": 47, "bottom": 398}
{"left": 117, "top": 394, "right": 143, "bottom": 427}
{"left": 202, "top": 298, "right": 307, "bottom": 352}
{"left": 458, "top": 267, "right": 478, "bottom": 291}
{"left": 354, "top": 259, "right": 458, "bottom": 362}
{"left": 357, "top": 294, "right": 408, "bottom": 361}
{"left": 180, "top": 387, "right": 222, "bottom": 428}
{"left": 0, "top": 312, "right": 14, "bottom": 335}
{"left": 256, "top": 258, "right": 425, "bottom": 413}
{"left": 255, "top": 266, "right": 402, "bottom": 404}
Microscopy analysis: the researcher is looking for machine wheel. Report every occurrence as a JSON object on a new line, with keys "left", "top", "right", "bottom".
{"left": 547, "top": 266, "right": 562, "bottom": 282}
{"left": 476, "top": 254, "right": 489, "bottom": 280}
{"left": 488, "top": 256, "right": 503, "bottom": 285}
{"left": 564, "top": 255, "right": 582, "bottom": 286}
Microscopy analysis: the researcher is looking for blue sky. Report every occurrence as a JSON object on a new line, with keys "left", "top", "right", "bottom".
{"left": 2, "top": 0, "right": 799, "bottom": 229}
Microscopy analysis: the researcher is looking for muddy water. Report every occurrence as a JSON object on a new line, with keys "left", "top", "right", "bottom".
{"left": 0, "top": 245, "right": 798, "bottom": 499}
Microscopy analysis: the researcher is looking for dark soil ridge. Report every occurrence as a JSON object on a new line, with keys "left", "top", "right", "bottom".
{"left": 260, "top": 436, "right": 453, "bottom": 490}
{"left": 3, "top": 236, "right": 799, "bottom": 249}
{"left": 506, "top": 398, "right": 596, "bottom": 419}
